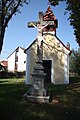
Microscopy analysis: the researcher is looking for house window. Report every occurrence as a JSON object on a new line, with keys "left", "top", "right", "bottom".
{"left": 15, "top": 63, "right": 18, "bottom": 71}
{"left": 24, "top": 61, "right": 26, "bottom": 63}
{"left": 15, "top": 56, "right": 18, "bottom": 62}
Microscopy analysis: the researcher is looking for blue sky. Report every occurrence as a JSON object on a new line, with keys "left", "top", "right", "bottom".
{"left": 0, "top": 0, "right": 79, "bottom": 60}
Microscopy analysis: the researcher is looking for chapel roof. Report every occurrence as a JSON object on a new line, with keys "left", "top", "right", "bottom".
{"left": 24, "top": 36, "right": 72, "bottom": 55}
{"left": 43, "top": 6, "right": 56, "bottom": 21}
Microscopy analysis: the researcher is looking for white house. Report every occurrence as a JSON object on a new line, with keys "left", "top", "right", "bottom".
{"left": 7, "top": 46, "right": 26, "bottom": 72}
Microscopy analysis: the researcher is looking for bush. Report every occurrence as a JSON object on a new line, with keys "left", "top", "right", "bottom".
{"left": 15, "top": 71, "right": 25, "bottom": 78}
{"left": 0, "top": 71, "right": 8, "bottom": 78}
{"left": 8, "top": 72, "right": 16, "bottom": 78}
{"left": 0, "top": 71, "right": 25, "bottom": 79}
{"left": 69, "top": 76, "right": 80, "bottom": 84}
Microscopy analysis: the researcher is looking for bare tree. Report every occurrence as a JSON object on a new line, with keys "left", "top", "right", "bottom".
{"left": 0, "top": 0, "right": 30, "bottom": 53}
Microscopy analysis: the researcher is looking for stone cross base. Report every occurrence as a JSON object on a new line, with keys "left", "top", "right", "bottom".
{"left": 23, "top": 60, "right": 50, "bottom": 103}
{"left": 27, "top": 87, "right": 47, "bottom": 96}
{"left": 23, "top": 93, "right": 50, "bottom": 103}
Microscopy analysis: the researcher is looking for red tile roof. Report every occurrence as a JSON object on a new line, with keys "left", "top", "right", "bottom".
{"left": 43, "top": 6, "right": 56, "bottom": 21}
{"left": 0, "top": 61, "right": 8, "bottom": 67}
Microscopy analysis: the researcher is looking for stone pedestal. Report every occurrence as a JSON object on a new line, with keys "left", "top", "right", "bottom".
{"left": 23, "top": 94, "right": 49, "bottom": 103}
{"left": 23, "top": 60, "right": 50, "bottom": 103}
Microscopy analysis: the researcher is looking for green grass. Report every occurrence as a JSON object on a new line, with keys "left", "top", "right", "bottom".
{"left": 0, "top": 77, "right": 80, "bottom": 120}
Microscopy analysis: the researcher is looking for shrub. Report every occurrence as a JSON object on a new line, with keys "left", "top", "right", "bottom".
{"left": 8, "top": 72, "right": 16, "bottom": 78}
{"left": 0, "top": 71, "right": 25, "bottom": 79}
{"left": 15, "top": 71, "right": 25, "bottom": 78}
{"left": 0, "top": 71, "right": 8, "bottom": 78}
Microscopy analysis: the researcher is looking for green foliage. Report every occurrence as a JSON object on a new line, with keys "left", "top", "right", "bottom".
{"left": 0, "top": 70, "right": 8, "bottom": 78}
{"left": 15, "top": 71, "right": 26, "bottom": 78}
{"left": 49, "top": 0, "right": 65, "bottom": 6}
{"left": 49, "top": 0, "right": 59, "bottom": 6}
{"left": 49, "top": 0, "right": 80, "bottom": 46}
{"left": 66, "top": 0, "right": 80, "bottom": 46}
{"left": 0, "top": 71, "right": 25, "bottom": 78}
{"left": 69, "top": 48, "right": 80, "bottom": 75}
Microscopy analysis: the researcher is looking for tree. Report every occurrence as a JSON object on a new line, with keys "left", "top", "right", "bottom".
{"left": 0, "top": 0, "right": 30, "bottom": 54}
{"left": 49, "top": 0, "right": 80, "bottom": 46}
{"left": 69, "top": 48, "right": 80, "bottom": 75}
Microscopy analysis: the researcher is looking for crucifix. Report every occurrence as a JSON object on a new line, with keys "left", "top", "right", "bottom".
{"left": 27, "top": 12, "right": 54, "bottom": 61}
{"left": 23, "top": 8, "right": 57, "bottom": 103}
{"left": 29, "top": 21, "right": 50, "bottom": 61}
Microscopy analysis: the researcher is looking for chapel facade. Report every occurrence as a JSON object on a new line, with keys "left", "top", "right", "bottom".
{"left": 25, "top": 7, "right": 71, "bottom": 85}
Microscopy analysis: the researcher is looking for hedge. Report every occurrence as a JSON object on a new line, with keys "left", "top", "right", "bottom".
{"left": 0, "top": 71, "right": 25, "bottom": 79}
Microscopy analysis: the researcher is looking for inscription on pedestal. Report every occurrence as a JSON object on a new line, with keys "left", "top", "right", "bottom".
{"left": 34, "top": 81, "right": 41, "bottom": 89}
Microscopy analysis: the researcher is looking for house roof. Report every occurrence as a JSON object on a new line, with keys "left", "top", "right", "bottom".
{"left": 56, "top": 36, "right": 72, "bottom": 54}
{"left": 0, "top": 61, "right": 8, "bottom": 67}
{"left": 7, "top": 46, "right": 26, "bottom": 59}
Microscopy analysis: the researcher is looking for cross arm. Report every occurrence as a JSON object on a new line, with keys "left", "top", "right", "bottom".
{"left": 27, "top": 21, "right": 38, "bottom": 28}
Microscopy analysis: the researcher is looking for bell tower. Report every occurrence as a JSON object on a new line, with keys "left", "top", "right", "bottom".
{"left": 28, "top": 6, "right": 58, "bottom": 36}
{"left": 39, "top": 6, "right": 58, "bottom": 35}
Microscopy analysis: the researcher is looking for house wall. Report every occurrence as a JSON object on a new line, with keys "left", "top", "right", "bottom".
{"left": 43, "top": 34, "right": 69, "bottom": 84}
{"left": 8, "top": 52, "right": 15, "bottom": 71}
{"left": 18, "top": 48, "right": 26, "bottom": 71}
{"left": 8, "top": 47, "right": 26, "bottom": 72}
{"left": 25, "top": 48, "right": 31, "bottom": 84}
{"left": 64, "top": 52, "right": 69, "bottom": 84}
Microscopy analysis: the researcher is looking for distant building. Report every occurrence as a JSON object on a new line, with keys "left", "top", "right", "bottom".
{"left": 7, "top": 46, "right": 26, "bottom": 72}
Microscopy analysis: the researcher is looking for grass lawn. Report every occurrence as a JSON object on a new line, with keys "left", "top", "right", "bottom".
{"left": 0, "top": 77, "right": 80, "bottom": 120}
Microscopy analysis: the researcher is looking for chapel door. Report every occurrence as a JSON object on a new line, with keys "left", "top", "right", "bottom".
{"left": 43, "top": 60, "right": 51, "bottom": 83}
